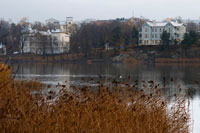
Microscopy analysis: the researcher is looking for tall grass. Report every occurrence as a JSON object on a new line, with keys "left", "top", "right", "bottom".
{"left": 0, "top": 63, "right": 191, "bottom": 132}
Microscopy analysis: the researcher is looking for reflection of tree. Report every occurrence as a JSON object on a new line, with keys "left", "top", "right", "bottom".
{"left": 12, "top": 63, "right": 200, "bottom": 98}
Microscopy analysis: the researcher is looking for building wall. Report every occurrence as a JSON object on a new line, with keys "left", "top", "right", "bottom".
{"left": 22, "top": 32, "right": 70, "bottom": 55}
{"left": 139, "top": 22, "right": 186, "bottom": 45}
{"left": 51, "top": 32, "right": 70, "bottom": 52}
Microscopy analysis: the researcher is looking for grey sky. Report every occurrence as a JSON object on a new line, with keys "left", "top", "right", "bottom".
{"left": 0, "top": 0, "right": 200, "bottom": 23}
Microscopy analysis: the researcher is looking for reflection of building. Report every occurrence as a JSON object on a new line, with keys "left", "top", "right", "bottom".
{"left": 139, "top": 21, "right": 186, "bottom": 45}
{"left": 16, "top": 63, "right": 71, "bottom": 89}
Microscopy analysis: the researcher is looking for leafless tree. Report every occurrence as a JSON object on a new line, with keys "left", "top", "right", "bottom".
{"left": 186, "top": 22, "right": 198, "bottom": 32}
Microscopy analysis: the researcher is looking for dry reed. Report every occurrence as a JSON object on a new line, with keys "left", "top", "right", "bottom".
{"left": 0, "top": 63, "right": 191, "bottom": 132}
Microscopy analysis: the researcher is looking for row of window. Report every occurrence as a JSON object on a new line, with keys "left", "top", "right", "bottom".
{"left": 144, "top": 27, "right": 180, "bottom": 33}
{"left": 144, "top": 34, "right": 160, "bottom": 39}
{"left": 152, "top": 34, "right": 159, "bottom": 38}
{"left": 142, "top": 40, "right": 160, "bottom": 45}
{"left": 152, "top": 28, "right": 163, "bottom": 32}
{"left": 144, "top": 33, "right": 180, "bottom": 39}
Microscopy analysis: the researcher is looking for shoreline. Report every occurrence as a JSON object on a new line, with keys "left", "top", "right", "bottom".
{"left": 2, "top": 54, "right": 200, "bottom": 64}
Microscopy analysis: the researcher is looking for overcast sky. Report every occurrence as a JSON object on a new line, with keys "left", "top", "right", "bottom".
{"left": 0, "top": 0, "right": 200, "bottom": 23}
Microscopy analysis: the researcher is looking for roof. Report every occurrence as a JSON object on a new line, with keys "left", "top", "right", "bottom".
{"left": 51, "top": 29, "right": 62, "bottom": 33}
{"left": 38, "top": 31, "right": 51, "bottom": 36}
{"left": 146, "top": 21, "right": 184, "bottom": 27}
{"left": 169, "top": 21, "right": 184, "bottom": 26}
{"left": 146, "top": 22, "right": 167, "bottom": 27}
{"left": 45, "top": 18, "right": 59, "bottom": 22}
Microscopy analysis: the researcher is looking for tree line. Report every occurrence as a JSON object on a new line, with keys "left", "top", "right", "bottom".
{"left": 0, "top": 18, "right": 61, "bottom": 55}
{"left": 70, "top": 19, "right": 144, "bottom": 53}
{"left": 1, "top": 18, "right": 200, "bottom": 56}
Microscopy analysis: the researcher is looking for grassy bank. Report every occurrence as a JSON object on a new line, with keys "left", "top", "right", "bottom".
{"left": 0, "top": 63, "right": 191, "bottom": 132}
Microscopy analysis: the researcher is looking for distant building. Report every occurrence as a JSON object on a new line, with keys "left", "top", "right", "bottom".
{"left": 21, "top": 18, "right": 72, "bottom": 55}
{"left": 104, "top": 43, "right": 114, "bottom": 51}
{"left": 45, "top": 18, "right": 60, "bottom": 29}
{"left": 139, "top": 21, "right": 186, "bottom": 45}
{"left": 0, "top": 43, "right": 6, "bottom": 56}
{"left": 82, "top": 18, "right": 97, "bottom": 24}
{"left": 45, "top": 18, "right": 60, "bottom": 25}
{"left": 21, "top": 30, "right": 70, "bottom": 55}
{"left": 66, "top": 17, "right": 73, "bottom": 25}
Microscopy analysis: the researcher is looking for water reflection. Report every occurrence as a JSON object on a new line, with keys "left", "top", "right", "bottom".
{"left": 11, "top": 63, "right": 200, "bottom": 98}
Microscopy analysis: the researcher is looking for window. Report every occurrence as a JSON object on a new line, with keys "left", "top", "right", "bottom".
{"left": 160, "top": 28, "right": 162, "bottom": 32}
{"left": 155, "top": 28, "right": 157, "bottom": 32}
{"left": 152, "top": 34, "right": 154, "bottom": 38}
{"left": 155, "top": 34, "right": 157, "bottom": 38}
{"left": 168, "top": 28, "right": 171, "bottom": 32}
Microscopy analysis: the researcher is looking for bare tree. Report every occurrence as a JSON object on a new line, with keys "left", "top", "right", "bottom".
{"left": 186, "top": 22, "right": 198, "bottom": 32}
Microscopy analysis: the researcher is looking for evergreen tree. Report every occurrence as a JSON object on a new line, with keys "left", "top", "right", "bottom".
{"left": 181, "top": 31, "right": 198, "bottom": 45}
{"left": 161, "top": 31, "right": 170, "bottom": 45}
{"left": 132, "top": 26, "right": 139, "bottom": 44}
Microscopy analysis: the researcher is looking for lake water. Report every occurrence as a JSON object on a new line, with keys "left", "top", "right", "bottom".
{"left": 11, "top": 63, "right": 200, "bottom": 133}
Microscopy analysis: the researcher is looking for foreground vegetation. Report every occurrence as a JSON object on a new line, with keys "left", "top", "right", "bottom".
{"left": 0, "top": 63, "right": 191, "bottom": 132}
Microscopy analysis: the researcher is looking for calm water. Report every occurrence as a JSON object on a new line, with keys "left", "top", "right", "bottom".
{"left": 11, "top": 63, "right": 200, "bottom": 132}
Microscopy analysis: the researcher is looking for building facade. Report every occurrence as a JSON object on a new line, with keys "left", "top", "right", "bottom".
{"left": 139, "top": 21, "right": 186, "bottom": 45}
{"left": 0, "top": 43, "right": 6, "bottom": 56}
{"left": 21, "top": 18, "right": 71, "bottom": 55}
{"left": 22, "top": 30, "right": 70, "bottom": 55}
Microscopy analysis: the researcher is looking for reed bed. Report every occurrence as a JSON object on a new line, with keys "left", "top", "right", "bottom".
{"left": 0, "top": 63, "right": 191, "bottom": 132}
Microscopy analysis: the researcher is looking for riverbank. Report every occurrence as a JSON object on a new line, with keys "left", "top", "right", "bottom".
{"left": 1, "top": 45, "right": 200, "bottom": 64}
{"left": 0, "top": 50, "right": 116, "bottom": 63}
{"left": 115, "top": 45, "right": 200, "bottom": 64}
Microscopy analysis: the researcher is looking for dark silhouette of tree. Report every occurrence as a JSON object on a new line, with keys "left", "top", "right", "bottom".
{"left": 32, "top": 21, "right": 47, "bottom": 31}
{"left": 186, "top": 22, "right": 198, "bottom": 32}
{"left": 70, "top": 20, "right": 141, "bottom": 54}
{"left": 161, "top": 31, "right": 170, "bottom": 45}
{"left": 173, "top": 39, "right": 178, "bottom": 45}
{"left": 181, "top": 31, "right": 198, "bottom": 45}
{"left": 112, "top": 26, "right": 121, "bottom": 47}
{"left": 0, "top": 20, "right": 23, "bottom": 54}
{"left": 132, "top": 26, "right": 139, "bottom": 44}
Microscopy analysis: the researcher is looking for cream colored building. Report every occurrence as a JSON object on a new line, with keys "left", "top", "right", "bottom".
{"left": 21, "top": 18, "right": 71, "bottom": 55}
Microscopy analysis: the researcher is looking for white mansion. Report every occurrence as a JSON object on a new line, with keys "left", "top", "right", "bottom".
{"left": 139, "top": 21, "right": 186, "bottom": 45}
{"left": 21, "top": 17, "right": 73, "bottom": 55}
